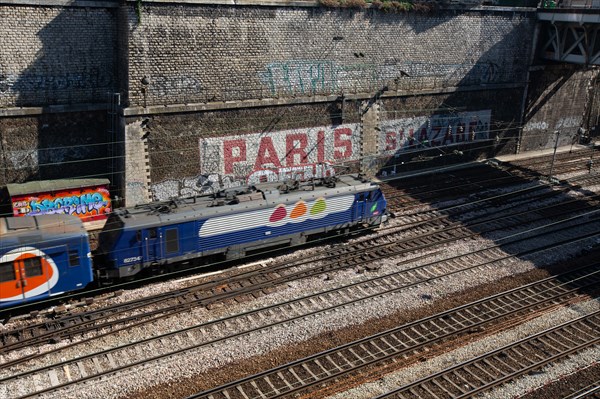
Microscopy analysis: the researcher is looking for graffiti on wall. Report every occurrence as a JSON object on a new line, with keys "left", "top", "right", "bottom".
{"left": 0, "top": 67, "right": 113, "bottom": 95}
{"left": 196, "top": 110, "right": 491, "bottom": 188}
{"left": 151, "top": 174, "right": 242, "bottom": 201}
{"left": 150, "top": 76, "right": 203, "bottom": 98}
{"left": 259, "top": 60, "right": 508, "bottom": 96}
{"left": 199, "top": 124, "right": 359, "bottom": 185}
{"left": 4, "top": 150, "right": 38, "bottom": 170}
{"left": 379, "top": 110, "right": 492, "bottom": 155}
{"left": 259, "top": 61, "right": 340, "bottom": 95}
{"left": 12, "top": 186, "right": 112, "bottom": 222}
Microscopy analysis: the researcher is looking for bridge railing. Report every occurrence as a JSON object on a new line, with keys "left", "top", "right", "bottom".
{"left": 540, "top": 0, "right": 600, "bottom": 8}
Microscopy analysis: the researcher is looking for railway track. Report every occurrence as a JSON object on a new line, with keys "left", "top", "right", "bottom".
{"left": 2, "top": 171, "right": 599, "bottom": 353}
{"left": 383, "top": 147, "right": 599, "bottom": 210}
{"left": 3, "top": 224, "right": 593, "bottom": 372}
{"left": 561, "top": 381, "right": 600, "bottom": 399}
{"left": 3, "top": 254, "right": 600, "bottom": 398}
{"left": 0, "top": 152, "right": 594, "bottom": 395}
{"left": 373, "top": 312, "right": 600, "bottom": 399}
{"left": 383, "top": 165, "right": 527, "bottom": 210}
{"left": 2, "top": 222, "right": 592, "bottom": 376}
{"left": 183, "top": 265, "right": 600, "bottom": 399}
{"left": 2, "top": 186, "right": 597, "bottom": 354}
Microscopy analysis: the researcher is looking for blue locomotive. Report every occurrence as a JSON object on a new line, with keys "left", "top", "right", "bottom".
{"left": 0, "top": 175, "right": 386, "bottom": 308}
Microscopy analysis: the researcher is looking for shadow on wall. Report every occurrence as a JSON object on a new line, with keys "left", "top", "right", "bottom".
{"left": 376, "top": 12, "right": 533, "bottom": 177}
{"left": 519, "top": 65, "right": 596, "bottom": 152}
{"left": 2, "top": 5, "right": 117, "bottom": 184}
{"left": 377, "top": 12, "right": 600, "bottom": 301}
{"left": 10, "top": 7, "right": 115, "bottom": 108}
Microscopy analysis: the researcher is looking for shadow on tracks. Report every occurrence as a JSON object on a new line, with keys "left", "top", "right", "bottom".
{"left": 380, "top": 146, "right": 600, "bottom": 300}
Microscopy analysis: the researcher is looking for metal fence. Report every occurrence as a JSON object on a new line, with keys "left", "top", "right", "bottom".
{"left": 540, "top": 0, "right": 600, "bottom": 8}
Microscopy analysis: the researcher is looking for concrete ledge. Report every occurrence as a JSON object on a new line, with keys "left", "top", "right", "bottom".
{"left": 0, "top": 83, "right": 525, "bottom": 117}
{"left": 0, "top": 0, "right": 118, "bottom": 7}
{"left": 0, "top": 103, "right": 109, "bottom": 117}
{"left": 0, "top": 0, "right": 539, "bottom": 9}
{"left": 123, "top": 82, "right": 525, "bottom": 116}
{"left": 494, "top": 143, "right": 596, "bottom": 162}
{"left": 538, "top": 11, "right": 600, "bottom": 23}
{"left": 123, "top": 95, "right": 339, "bottom": 116}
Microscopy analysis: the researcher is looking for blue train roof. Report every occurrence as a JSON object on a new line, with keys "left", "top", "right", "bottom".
{"left": 115, "top": 175, "right": 379, "bottom": 229}
{"left": 0, "top": 214, "right": 87, "bottom": 249}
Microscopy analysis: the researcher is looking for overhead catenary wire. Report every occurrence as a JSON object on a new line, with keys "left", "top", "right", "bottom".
{"left": 0, "top": 122, "right": 583, "bottom": 176}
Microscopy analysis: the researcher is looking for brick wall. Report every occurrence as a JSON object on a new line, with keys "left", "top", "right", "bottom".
{"left": 0, "top": 4, "right": 117, "bottom": 107}
{"left": 127, "top": 6, "right": 536, "bottom": 108}
{"left": 521, "top": 65, "right": 599, "bottom": 152}
{"left": 5, "top": 1, "right": 595, "bottom": 206}
{"left": 0, "top": 111, "right": 110, "bottom": 187}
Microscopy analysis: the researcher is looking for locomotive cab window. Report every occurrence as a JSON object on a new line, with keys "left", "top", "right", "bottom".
{"left": 23, "top": 257, "right": 43, "bottom": 277}
{"left": 136, "top": 230, "right": 142, "bottom": 242}
{"left": 69, "top": 251, "right": 80, "bottom": 267}
{"left": 0, "top": 262, "right": 16, "bottom": 283}
{"left": 165, "top": 228, "right": 179, "bottom": 254}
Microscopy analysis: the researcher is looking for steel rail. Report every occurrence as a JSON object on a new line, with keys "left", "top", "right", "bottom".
{"left": 9, "top": 265, "right": 600, "bottom": 398}
{"left": 185, "top": 276, "right": 600, "bottom": 399}
{"left": 374, "top": 311, "right": 600, "bottom": 399}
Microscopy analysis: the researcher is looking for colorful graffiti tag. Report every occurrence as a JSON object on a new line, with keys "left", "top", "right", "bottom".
{"left": 12, "top": 186, "right": 111, "bottom": 222}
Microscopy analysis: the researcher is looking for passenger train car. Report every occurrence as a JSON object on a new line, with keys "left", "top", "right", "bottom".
{"left": 0, "top": 175, "right": 386, "bottom": 308}
{"left": 0, "top": 215, "right": 93, "bottom": 308}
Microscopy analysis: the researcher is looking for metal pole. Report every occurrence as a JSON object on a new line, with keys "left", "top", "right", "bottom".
{"left": 548, "top": 130, "right": 559, "bottom": 182}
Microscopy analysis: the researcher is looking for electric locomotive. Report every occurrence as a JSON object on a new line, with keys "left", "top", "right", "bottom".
{"left": 95, "top": 175, "right": 387, "bottom": 280}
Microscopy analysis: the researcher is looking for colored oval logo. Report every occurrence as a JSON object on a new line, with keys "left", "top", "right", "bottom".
{"left": 0, "top": 247, "right": 59, "bottom": 302}
{"left": 199, "top": 195, "right": 356, "bottom": 237}
{"left": 269, "top": 205, "right": 287, "bottom": 223}
{"left": 310, "top": 198, "right": 326, "bottom": 215}
{"left": 290, "top": 201, "right": 308, "bottom": 219}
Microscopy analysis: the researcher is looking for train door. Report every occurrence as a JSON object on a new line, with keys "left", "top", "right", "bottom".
{"left": 0, "top": 254, "right": 49, "bottom": 304}
{"left": 0, "top": 260, "right": 25, "bottom": 303}
{"left": 163, "top": 227, "right": 180, "bottom": 260}
{"left": 143, "top": 227, "right": 160, "bottom": 264}
{"left": 17, "top": 255, "right": 50, "bottom": 298}
{"left": 354, "top": 193, "right": 367, "bottom": 222}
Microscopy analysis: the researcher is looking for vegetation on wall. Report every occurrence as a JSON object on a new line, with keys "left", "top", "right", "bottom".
{"left": 318, "top": 0, "right": 441, "bottom": 12}
{"left": 136, "top": 0, "right": 143, "bottom": 23}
